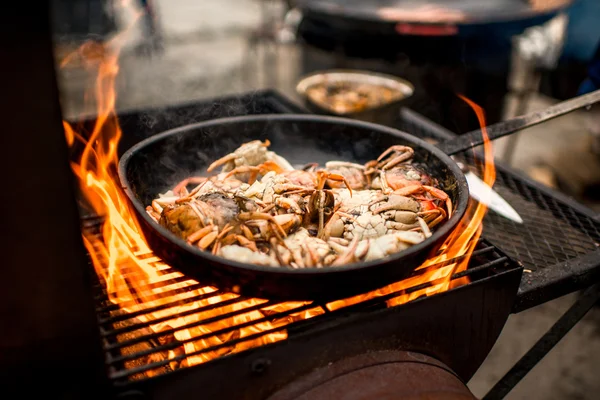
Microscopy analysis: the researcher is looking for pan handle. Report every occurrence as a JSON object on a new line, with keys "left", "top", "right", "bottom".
{"left": 436, "top": 89, "right": 600, "bottom": 156}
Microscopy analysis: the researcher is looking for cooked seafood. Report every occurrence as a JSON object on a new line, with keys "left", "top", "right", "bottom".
{"left": 305, "top": 81, "right": 403, "bottom": 115}
{"left": 147, "top": 140, "right": 452, "bottom": 268}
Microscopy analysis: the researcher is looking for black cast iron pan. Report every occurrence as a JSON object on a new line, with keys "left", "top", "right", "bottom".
{"left": 119, "top": 92, "right": 599, "bottom": 301}
{"left": 119, "top": 114, "right": 468, "bottom": 301}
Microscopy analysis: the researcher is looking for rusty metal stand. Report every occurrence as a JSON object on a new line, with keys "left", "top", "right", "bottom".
{"left": 483, "top": 283, "right": 600, "bottom": 400}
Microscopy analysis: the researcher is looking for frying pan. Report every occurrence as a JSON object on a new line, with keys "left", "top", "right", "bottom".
{"left": 118, "top": 91, "right": 600, "bottom": 300}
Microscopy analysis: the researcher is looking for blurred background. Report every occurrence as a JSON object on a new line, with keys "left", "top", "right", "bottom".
{"left": 50, "top": 1, "right": 600, "bottom": 398}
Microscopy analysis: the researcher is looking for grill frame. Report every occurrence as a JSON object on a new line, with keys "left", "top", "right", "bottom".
{"left": 77, "top": 89, "right": 600, "bottom": 396}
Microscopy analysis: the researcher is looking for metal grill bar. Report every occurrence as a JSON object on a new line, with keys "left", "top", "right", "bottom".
{"left": 106, "top": 302, "right": 320, "bottom": 366}
{"left": 451, "top": 258, "right": 509, "bottom": 279}
{"left": 103, "top": 299, "right": 277, "bottom": 350}
{"left": 101, "top": 297, "right": 251, "bottom": 337}
{"left": 97, "top": 282, "right": 214, "bottom": 312}
{"left": 98, "top": 289, "right": 226, "bottom": 324}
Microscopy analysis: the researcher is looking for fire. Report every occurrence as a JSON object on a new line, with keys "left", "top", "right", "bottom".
{"left": 62, "top": 25, "right": 494, "bottom": 376}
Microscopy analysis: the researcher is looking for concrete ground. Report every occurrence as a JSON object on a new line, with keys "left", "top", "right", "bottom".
{"left": 53, "top": 1, "right": 600, "bottom": 398}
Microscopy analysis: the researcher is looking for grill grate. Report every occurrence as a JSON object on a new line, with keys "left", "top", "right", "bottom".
{"left": 397, "top": 108, "right": 600, "bottom": 311}
{"left": 84, "top": 217, "right": 514, "bottom": 386}
{"left": 482, "top": 174, "right": 600, "bottom": 269}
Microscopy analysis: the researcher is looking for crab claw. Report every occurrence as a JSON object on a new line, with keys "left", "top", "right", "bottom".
{"left": 273, "top": 214, "right": 302, "bottom": 235}
{"left": 372, "top": 194, "right": 420, "bottom": 214}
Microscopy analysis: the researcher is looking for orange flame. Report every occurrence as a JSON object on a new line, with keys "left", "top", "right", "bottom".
{"left": 62, "top": 27, "right": 494, "bottom": 375}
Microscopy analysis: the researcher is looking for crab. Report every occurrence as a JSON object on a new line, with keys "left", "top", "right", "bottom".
{"left": 391, "top": 184, "right": 453, "bottom": 218}
{"left": 370, "top": 163, "right": 435, "bottom": 193}
{"left": 218, "top": 245, "right": 279, "bottom": 267}
{"left": 172, "top": 173, "right": 245, "bottom": 196}
{"left": 155, "top": 190, "right": 241, "bottom": 251}
{"left": 324, "top": 161, "right": 368, "bottom": 190}
{"left": 270, "top": 228, "right": 338, "bottom": 268}
{"left": 330, "top": 230, "right": 426, "bottom": 265}
{"left": 239, "top": 169, "right": 352, "bottom": 239}
{"left": 366, "top": 145, "right": 415, "bottom": 173}
{"left": 207, "top": 140, "right": 294, "bottom": 174}
{"left": 322, "top": 190, "right": 421, "bottom": 241}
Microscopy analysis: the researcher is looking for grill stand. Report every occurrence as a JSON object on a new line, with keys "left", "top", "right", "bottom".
{"left": 483, "top": 282, "right": 600, "bottom": 399}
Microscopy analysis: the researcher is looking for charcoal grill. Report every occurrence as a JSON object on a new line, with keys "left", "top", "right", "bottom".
{"left": 2, "top": 3, "right": 600, "bottom": 399}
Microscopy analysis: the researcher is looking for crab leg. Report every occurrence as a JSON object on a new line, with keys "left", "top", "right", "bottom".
{"left": 379, "top": 170, "right": 391, "bottom": 194}
{"left": 151, "top": 200, "right": 164, "bottom": 214}
{"left": 207, "top": 154, "right": 236, "bottom": 172}
{"left": 198, "top": 230, "right": 219, "bottom": 250}
{"left": 224, "top": 165, "right": 262, "bottom": 183}
{"left": 325, "top": 161, "right": 365, "bottom": 169}
{"left": 418, "top": 217, "right": 432, "bottom": 238}
{"left": 173, "top": 177, "right": 207, "bottom": 196}
{"left": 207, "top": 140, "right": 271, "bottom": 172}
{"left": 238, "top": 212, "right": 288, "bottom": 238}
{"left": 428, "top": 212, "right": 447, "bottom": 229}
{"left": 187, "top": 225, "right": 216, "bottom": 244}
{"left": 146, "top": 207, "right": 161, "bottom": 222}
{"left": 235, "top": 235, "right": 259, "bottom": 252}
{"left": 422, "top": 186, "right": 453, "bottom": 217}
{"left": 331, "top": 236, "right": 361, "bottom": 266}
{"left": 176, "top": 180, "right": 209, "bottom": 203}
{"left": 378, "top": 145, "right": 415, "bottom": 170}
{"left": 224, "top": 160, "right": 285, "bottom": 184}
{"left": 304, "top": 243, "right": 321, "bottom": 267}
{"left": 317, "top": 170, "right": 353, "bottom": 197}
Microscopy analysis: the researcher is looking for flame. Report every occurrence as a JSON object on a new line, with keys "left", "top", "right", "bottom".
{"left": 62, "top": 22, "right": 494, "bottom": 375}
{"left": 63, "top": 36, "right": 321, "bottom": 371}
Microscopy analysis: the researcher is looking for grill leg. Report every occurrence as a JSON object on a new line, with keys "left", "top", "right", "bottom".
{"left": 482, "top": 283, "right": 600, "bottom": 400}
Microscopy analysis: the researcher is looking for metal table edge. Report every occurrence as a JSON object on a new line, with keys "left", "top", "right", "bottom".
{"left": 512, "top": 249, "right": 600, "bottom": 312}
